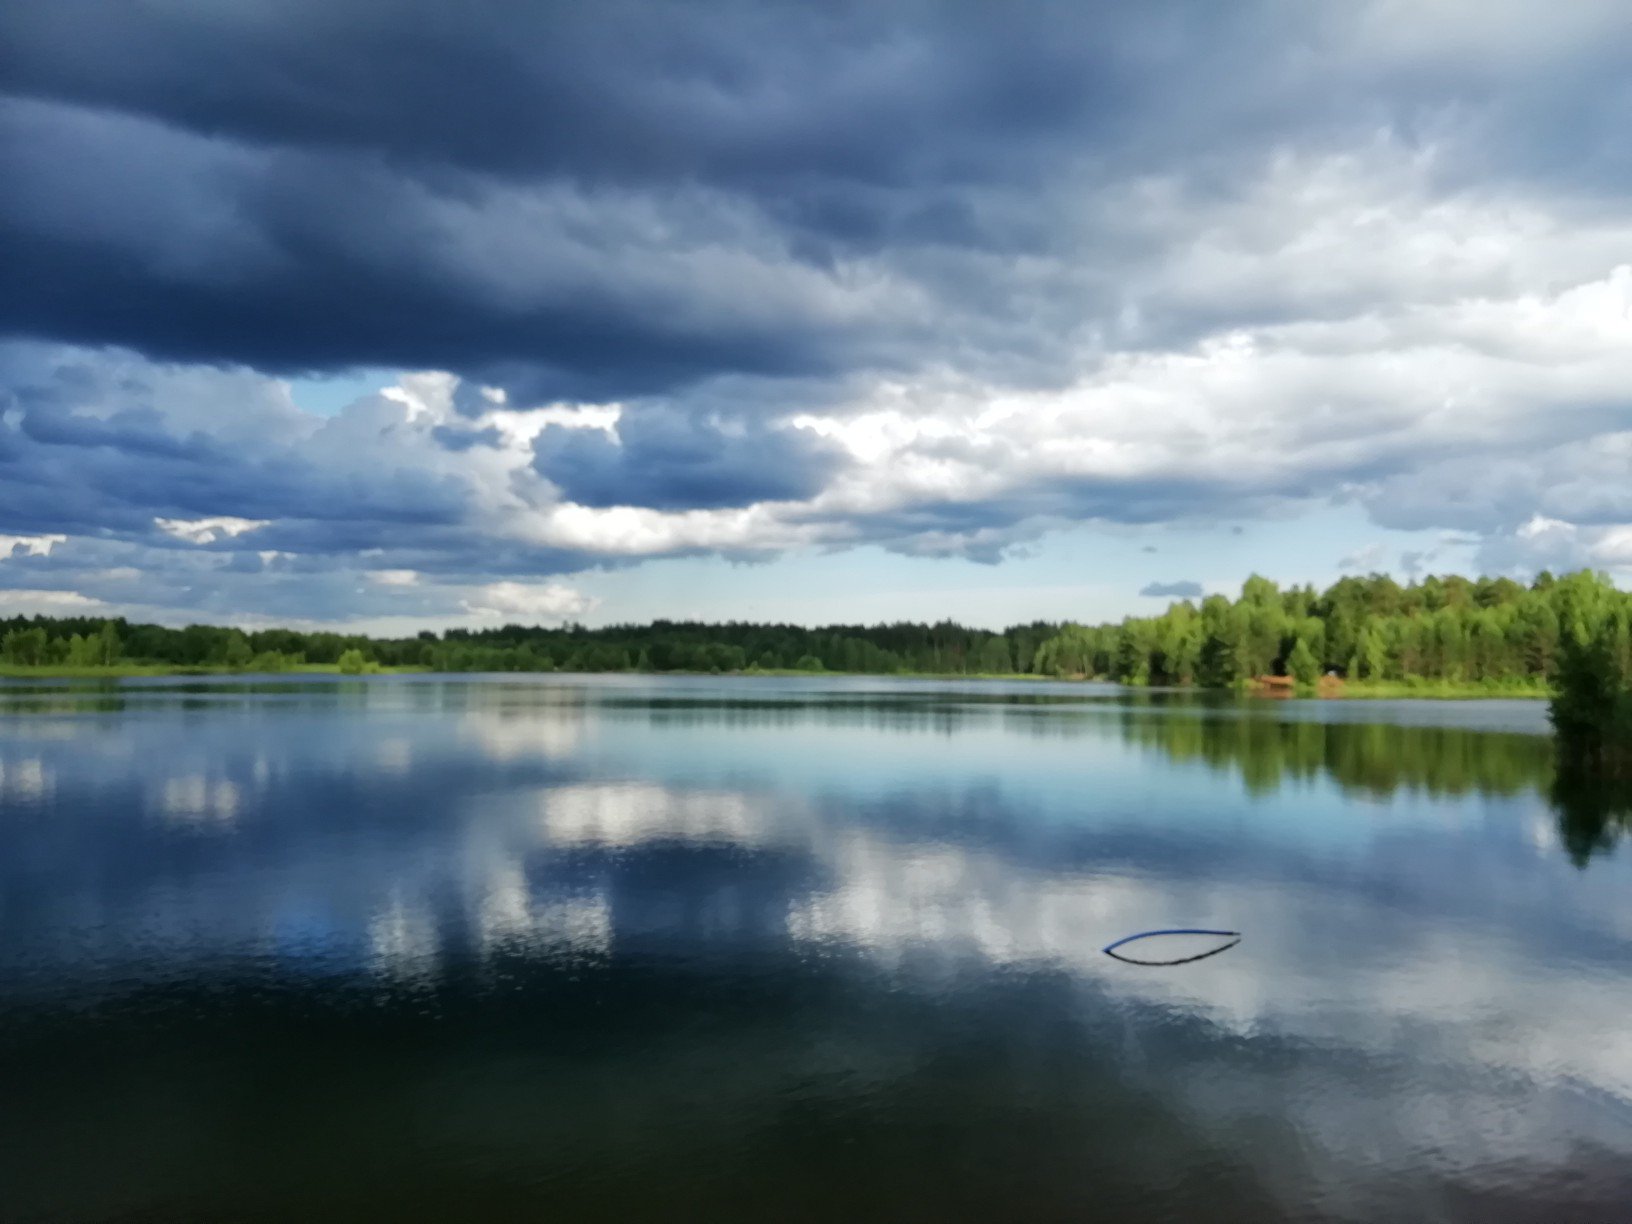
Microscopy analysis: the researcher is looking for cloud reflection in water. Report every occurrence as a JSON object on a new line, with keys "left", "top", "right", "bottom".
{"left": 1, "top": 677, "right": 1628, "bottom": 1221}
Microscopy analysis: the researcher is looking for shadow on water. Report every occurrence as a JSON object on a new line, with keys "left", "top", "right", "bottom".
{"left": 0, "top": 953, "right": 1301, "bottom": 1224}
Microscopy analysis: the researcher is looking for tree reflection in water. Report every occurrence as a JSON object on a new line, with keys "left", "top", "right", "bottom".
{"left": 1103, "top": 703, "right": 1631, "bottom": 868}
{"left": 1552, "top": 766, "right": 1632, "bottom": 867}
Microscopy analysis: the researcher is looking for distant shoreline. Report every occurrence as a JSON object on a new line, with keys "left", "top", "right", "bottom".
{"left": 0, "top": 663, "right": 1550, "bottom": 699}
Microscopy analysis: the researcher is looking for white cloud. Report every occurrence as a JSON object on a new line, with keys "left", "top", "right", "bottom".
{"left": 1477, "top": 514, "right": 1632, "bottom": 581}
{"left": 460, "top": 581, "right": 598, "bottom": 621}
{"left": 0, "top": 588, "right": 105, "bottom": 613}
{"left": 516, "top": 502, "right": 819, "bottom": 557}
{"left": 155, "top": 516, "right": 268, "bottom": 545}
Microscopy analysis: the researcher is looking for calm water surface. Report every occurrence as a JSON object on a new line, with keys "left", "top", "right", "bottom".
{"left": 2, "top": 675, "right": 1630, "bottom": 1222}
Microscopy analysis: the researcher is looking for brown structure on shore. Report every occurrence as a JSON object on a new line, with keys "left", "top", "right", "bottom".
{"left": 1250, "top": 674, "right": 1346, "bottom": 697}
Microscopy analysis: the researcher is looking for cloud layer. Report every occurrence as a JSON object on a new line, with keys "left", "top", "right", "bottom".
{"left": 2, "top": 1, "right": 1631, "bottom": 621}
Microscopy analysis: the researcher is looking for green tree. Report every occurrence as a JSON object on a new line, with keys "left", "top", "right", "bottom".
{"left": 1550, "top": 602, "right": 1632, "bottom": 778}
{"left": 96, "top": 620, "right": 121, "bottom": 666}
{"left": 1033, "top": 624, "right": 1097, "bottom": 677}
{"left": 1349, "top": 623, "right": 1388, "bottom": 680}
{"left": 1197, "top": 595, "right": 1243, "bottom": 686}
{"left": 337, "top": 648, "right": 369, "bottom": 675}
{"left": 2, "top": 626, "right": 47, "bottom": 666}
{"left": 1114, "top": 617, "right": 1157, "bottom": 685}
{"left": 223, "top": 632, "right": 254, "bottom": 669}
{"left": 1161, "top": 612, "right": 1203, "bottom": 686}
{"left": 975, "top": 636, "right": 1012, "bottom": 674}
{"left": 1287, "top": 637, "right": 1320, "bottom": 687}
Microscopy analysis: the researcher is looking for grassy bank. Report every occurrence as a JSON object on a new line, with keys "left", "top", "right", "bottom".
{"left": 0, "top": 663, "right": 429, "bottom": 680}
{"left": 1231, "top": 672, "right": 1551, "bottom": 700}
{"left": 1329, "top": 678, "right": 1551, "bottom": 700}
{"left": 0, "top": 662, "right": 1026, "bottom": 682}
{"left": 0, "top": 663, "right": 181, "bottom": 679}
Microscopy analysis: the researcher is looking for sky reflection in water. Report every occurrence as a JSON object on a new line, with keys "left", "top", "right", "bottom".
{"left": 1, "top": 676, "right": 1629, "bottom": 1222}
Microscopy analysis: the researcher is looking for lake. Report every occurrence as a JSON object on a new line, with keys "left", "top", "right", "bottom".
{"left": 2, "top": 674, "right": 1630, "bottom": 1222}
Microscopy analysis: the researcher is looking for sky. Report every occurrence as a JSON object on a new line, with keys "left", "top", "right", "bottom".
{"left": 1, "top": 0, "right": 1630, "bottom": 632}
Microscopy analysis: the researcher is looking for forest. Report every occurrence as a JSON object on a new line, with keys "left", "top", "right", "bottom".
{"left": 2, "top": 569, "right": 1630, "bottom": 698}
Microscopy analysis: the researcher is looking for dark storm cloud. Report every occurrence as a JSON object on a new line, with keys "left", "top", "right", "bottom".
{"left": 533, "top": 408, "right": 846, "bottom": 511}
{"left": 0, "top": 2, "right": 1105, "bottom": 393}
{"left": 0, "top": 0, "right": 1457, "bottom": 399}
{"left": 3, "top": 2, "right": 1630, "bottom": 404}
{"left": 2, "top": 4, "right": 1626, "bottom": 456}
{"left": 1139, "top": 580, "right": 1203, "bottom": 598}
{"left": 0, "top": 1, "right": 1177, "bottom": 189}
{"left": 0, "top": 114, "right": 840, "bottom": 401}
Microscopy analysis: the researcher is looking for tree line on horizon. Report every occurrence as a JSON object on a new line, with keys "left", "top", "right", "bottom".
{"left": 2, "top": 569, "right": 1629, "bottom": 692}
{"left": 1036, "top": 569, "right": 1632, "bottom": 690}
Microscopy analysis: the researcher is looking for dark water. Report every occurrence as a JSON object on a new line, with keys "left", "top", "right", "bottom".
{"left": 2, "top": 675, "right": 1630, "bottom": 1223}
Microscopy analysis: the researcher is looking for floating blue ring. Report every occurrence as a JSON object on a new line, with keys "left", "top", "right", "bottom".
{"left": 1102, "top": 928, "right": 1241, "bottom": 966}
